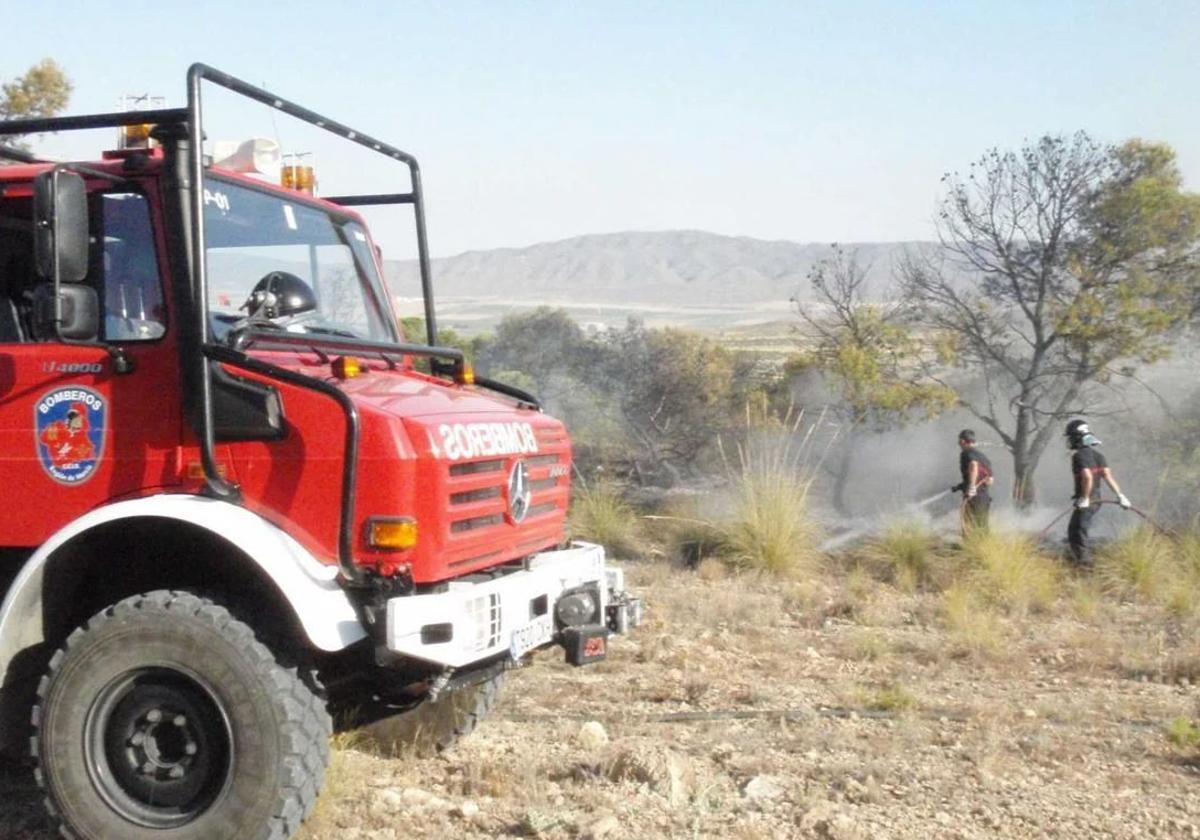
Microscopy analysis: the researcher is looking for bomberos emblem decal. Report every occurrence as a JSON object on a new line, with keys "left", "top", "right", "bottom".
{"left": 34, "top": 386, "right": 107, "bottom": 485}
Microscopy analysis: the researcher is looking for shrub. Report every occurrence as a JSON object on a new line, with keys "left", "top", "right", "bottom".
{"left": 649, "top": 507, "right": 729, "bottom": 569}
{"left": 1096, "top": 526, "right": 1177, "bottom": 602}
{"left": 861, "top": 684, "right": 917, "bottom": 713}
{"left": 719, "top": 412, "right": 821, "bottom": 579}
{"left": 860, "top": 519, "right": 946, "bottom": 592}
{"left": 942, "top": 583, "right": 1004, "bottom": 658}
{"left": 962, "top": 530, "right": 1061, "bottom": 614}
{"left": 1165, "top": 717, "right": 1200, "bottom": 751}
{"left": 569, "top": 479, "right": 644, "bottom": 559}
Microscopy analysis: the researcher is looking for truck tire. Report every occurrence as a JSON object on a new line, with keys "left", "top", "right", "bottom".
{"left": 360, "top": 672, "right": 505, "bottom": 757}
{"left": 31, "top": 590, "right": 331, "bottom": 840}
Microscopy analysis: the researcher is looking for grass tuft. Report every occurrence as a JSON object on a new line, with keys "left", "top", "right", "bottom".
{"left": 1069, "top": 577, "right": 1106, "bottom": 622}
{"left": 861, "top": 684, "right": 917, "bottom": 713}
{"left": 860, "top": 519, "right": 945, "bottom": 592}
{"left": 717, "top": 409, "right": 822, "bottom": 579}
{"left": 648, "top": 505, "right": 729, "bottom": 569}
{"left": 569, "top": 479, "right": 645, "bottom": 559}
{"left": 1096, "top": 526, "right": 1178, "bottom": 603}
{"left": 942, "top": 583, "right": 1004, "bottom": 658}
{"left": 846, "top": 630, "right": 891, "bottom": 662}
{"left": 1165, "top": 717, "right": 1200, "bottom": 751}
{"left": 962, "top": 530, "right": 1061, "bottom": 614}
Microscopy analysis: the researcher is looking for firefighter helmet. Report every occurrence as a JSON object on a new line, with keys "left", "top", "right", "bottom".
{"left": 243, "top": 271, "right": 317, "bottom": 321}
{"left": 1065, "top": 419, "right": 1100, "bottom": 449}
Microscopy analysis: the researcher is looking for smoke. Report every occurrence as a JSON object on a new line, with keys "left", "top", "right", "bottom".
{"left": 468, "top": 304, "right": 1200, "bottom": 551}
{"left": 803, "top": 335, "right": 1200, "bottom": 546}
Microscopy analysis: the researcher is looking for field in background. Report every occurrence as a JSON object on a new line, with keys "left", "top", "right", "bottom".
{"left": 393, "top": 295, "right": 802, "bottom": 345}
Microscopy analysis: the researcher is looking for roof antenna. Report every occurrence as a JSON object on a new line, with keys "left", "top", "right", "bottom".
{"left": 263, "top": 80, "right": 283, "bottom": 152}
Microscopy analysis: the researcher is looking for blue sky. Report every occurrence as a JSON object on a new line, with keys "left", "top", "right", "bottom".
{"left": 5, "top": 1, "right": 1197, "bottom": 258}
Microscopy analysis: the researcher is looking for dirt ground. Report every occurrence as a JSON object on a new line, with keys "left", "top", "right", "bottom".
{"left": 3, "top": 558, "right": 1200, "bottom": 839}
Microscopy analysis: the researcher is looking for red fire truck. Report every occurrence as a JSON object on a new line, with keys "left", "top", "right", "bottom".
{"left": 0, "top": 64, "right": 640, "bottom": 840}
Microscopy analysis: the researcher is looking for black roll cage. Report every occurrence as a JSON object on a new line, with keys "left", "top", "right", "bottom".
{"left": 0, "top": 63, "right": 515, "bottom": 586}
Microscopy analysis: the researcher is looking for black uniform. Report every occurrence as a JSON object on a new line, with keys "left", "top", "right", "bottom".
{"left": 959, "top": 448, "right": 993, "bottom": 532}
{"left": 1068, "top": 446, "right": 1107, "bottom": 565}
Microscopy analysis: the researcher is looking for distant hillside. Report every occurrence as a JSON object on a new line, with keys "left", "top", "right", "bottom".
{"left": 386, "top": 231, "right": 926, "bottom": 307}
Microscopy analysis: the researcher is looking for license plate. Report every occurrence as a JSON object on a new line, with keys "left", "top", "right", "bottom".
{"left": 509, "top": 614, "right": 554, "bottom": 660}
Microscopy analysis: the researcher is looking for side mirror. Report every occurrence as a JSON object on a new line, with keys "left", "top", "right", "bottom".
{"left": 33, "top": 170, "right": 89, "bottom": 283}
{"left": 33, "top": 283, "right": 99, "bottom": 342}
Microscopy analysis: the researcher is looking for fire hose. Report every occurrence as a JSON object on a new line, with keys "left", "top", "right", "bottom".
{"left": 1034, "top": 499, "right": 1173, "bottom": 543}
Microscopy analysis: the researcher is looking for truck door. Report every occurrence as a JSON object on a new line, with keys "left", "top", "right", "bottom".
{"left": 0, "top": 188, "right": 181, "bottom": 547}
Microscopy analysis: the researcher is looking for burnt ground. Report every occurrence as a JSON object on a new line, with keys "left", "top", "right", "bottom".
{"left": 3, "top": 559, "right": 1200, "bottom": 839}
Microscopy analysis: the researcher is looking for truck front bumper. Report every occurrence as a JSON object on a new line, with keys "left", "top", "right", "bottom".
{"left": 384, "top": 541, "right": 643, "bottom": 668}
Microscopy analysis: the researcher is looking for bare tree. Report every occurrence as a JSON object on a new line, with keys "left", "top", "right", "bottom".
{"left": 901, "top": 133, "right": 1200, "bottom": 505}
{"left": 793, "top": 246, "right": 954, "bottom": 513}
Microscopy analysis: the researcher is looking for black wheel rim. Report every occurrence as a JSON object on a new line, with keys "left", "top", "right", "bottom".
{"left": 83, "top": 666, "right": 234, "bottom": 828}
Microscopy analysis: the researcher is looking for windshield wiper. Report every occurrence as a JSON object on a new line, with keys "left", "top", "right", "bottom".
{"left": 298, "top": 325, "right": 360, "bottom": 338}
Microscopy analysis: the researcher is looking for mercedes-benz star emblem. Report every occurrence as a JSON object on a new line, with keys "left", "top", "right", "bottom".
{"left": 508, "top": 460, "right": 532, "bottom": 523}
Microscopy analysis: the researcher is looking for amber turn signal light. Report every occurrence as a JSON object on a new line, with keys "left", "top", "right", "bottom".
{"left": 332, "top": 356, "right": 363, "bottom": 379}
{"left": 366, "top": 517, "right": 418, "bottom": 551}
{"left": 455, "top": 363, "right": 475, "bottom": 385}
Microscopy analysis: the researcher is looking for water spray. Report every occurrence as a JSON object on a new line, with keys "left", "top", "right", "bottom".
{"left": 914, "top": 489, "right": 952, "bottom": 509}
{"left": 818, "top": 488, "right": 955, "bottom": 551}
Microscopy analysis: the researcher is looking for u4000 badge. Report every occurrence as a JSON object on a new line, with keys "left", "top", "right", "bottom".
{"left": 34, "top": 386, "right": 107, "bottom": 485}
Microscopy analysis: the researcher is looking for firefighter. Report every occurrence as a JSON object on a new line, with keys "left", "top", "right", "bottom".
{"left": 1065, "top": 419, "right": 1130, "bottom": 566}
{"left": 952, "top": 428, "right": 993, "bottom": 533}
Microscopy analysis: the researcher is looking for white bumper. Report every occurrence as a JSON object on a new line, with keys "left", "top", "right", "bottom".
{"left": 385, "top": 541, "right": 641, "bottom": 668}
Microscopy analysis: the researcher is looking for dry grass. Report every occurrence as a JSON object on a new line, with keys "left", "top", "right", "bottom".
{"left": 645, "top": 502, "right": 729, "bottom": 569}
{"left": 1093, "top": 527, "right": 1200, "bottom": 618}
{"left": 844, "top": 629, "right": 892, "bottom": 662}
{"left": 860, "top": 683, "right": 918, "bottom": 713}
{"left": 1096, "top": 526, "right": 1177, "bottom": 602}
{"left": 722, "top": 470, "right": 819, "bottom": 579}
{"left": 960, "top": 530, "right": 1062, "bottom": 615}
{"left": 941, "top": 583, "right": 1004, "bottom": 658}
{"left": 1165, "top": 717, "right": 1200, "bottom": 752}
{"left": 11, "top": 536, "right": 1200, "bottom": 840}
{"left": 569, "top": 479, "right": 645, "bottom": 559}
{"left": 718, "top": 415, "right": 822, "bottom": 580}
{"left": 299, "top": 732, "right": 378, "bottom": 837}
{"left": 859, "top": 519, "right": 947, "bottom": 592}
{"left": 1164, "top": 531, "right": 1200, "bottom": 618}
{"left": 658, "top": 408, "right": 828, "bottom": 580}
{"left": 1069, "top": 577, "right": 1107, "bottom": 622}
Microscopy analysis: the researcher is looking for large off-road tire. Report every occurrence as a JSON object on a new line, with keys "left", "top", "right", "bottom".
{"left": 359, "top": 672, "right": 505, "bottom": 757}
{"left": 32, "top": 590, "right": 331, "bottom": 840}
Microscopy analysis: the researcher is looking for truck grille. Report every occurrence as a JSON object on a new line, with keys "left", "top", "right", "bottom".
{"left": 451, "top": 514, "right": 504, "bottom": 533}
{"left": 443, "top": 448, "right": 569, "bottom": 546}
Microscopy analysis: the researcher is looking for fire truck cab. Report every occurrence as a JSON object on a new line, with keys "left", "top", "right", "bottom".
{"left": 0, "top": 64, "right": 640, "bottom": 840}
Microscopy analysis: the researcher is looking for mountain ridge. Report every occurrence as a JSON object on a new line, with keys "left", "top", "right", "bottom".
{"left": 386, "top": 230, "right": 929, "bottom": 306}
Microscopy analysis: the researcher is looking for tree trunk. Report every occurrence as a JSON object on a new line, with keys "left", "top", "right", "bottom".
{"left": 1012, "top": 453, "right": 1037, "bottom": 508}
{"left": 1010, "top": 406, "right": 1037, "bottom": 508}
{"left": 1010, "top": 420, "right": 1067, "bottom": 510}
{"left": 831, "top": 444, "right": 855, "bottom": 516}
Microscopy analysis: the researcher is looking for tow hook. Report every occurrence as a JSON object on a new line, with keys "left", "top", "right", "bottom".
{"left": 607, "top": 593, "right": 644, "bottom": 635}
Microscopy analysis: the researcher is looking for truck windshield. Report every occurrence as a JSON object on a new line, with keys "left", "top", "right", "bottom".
{"left": 203, "top": 178, "right": 397, "bottom": 343}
